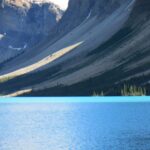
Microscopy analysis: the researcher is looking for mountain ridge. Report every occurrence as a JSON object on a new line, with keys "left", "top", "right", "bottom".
{"left": 0, "top": 0, "right": 63, "bottom": 64}
{"left": 0, "top": 0, "right": 149, "bottom": 96}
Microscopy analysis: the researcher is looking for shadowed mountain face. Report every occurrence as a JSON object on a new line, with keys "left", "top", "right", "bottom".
{"left": 0, "top": 0, "right": 149, "bottom": 96}
{"left": 0, "top": 0, "right": 63, "bottom": 63}
{"left": 48, "top": 0, "right": 128, "bottom": 42}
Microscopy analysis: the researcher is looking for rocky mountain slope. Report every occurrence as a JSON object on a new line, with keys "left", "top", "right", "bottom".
{"left": 0, "top": 0, "right": 149, "bottom": 96}
{"left": 0, "top": 0, "right": 63, "bottom": 63}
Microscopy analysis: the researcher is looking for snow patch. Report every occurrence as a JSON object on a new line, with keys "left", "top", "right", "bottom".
{"left": 86, "top": 10, "right": 92, "bottom": 21}
{"left": 8, "top": 44, "right": 27, "bottom": 51}
{"left": 79, "top": 10, "right": 92, "bottom": 26}
{"left": 127, "top": 0, "right": 136, "bottom": 11}
{"left": 0, "top": 33, "right": 6, "bottom": 40}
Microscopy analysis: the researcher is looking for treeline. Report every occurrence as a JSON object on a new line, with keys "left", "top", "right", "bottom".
{"left": 121, "top": 85, "right": 146, "bottom": 96}
{"left": 93, "top": 85, "right": 147, "bottom": 96}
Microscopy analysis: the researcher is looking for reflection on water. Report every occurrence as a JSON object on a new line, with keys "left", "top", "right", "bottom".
{"left": 0, "top": 103, "right": 150, "bottom": 150}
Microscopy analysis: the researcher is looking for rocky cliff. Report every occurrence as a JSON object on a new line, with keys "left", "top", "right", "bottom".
{"left": 0, "top": 0, "right": 63, "bottom": 63}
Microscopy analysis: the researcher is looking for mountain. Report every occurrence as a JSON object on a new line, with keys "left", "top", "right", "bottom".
{"left": 0, "top": 0, "right": 63, "bottom": 64}
{"left": 0, "top": 0, "right": 149, "bottom": 96}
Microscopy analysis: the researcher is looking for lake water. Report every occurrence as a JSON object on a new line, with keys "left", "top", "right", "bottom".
{"left": 0, "top": 103, "right": 150, "bottom": 150}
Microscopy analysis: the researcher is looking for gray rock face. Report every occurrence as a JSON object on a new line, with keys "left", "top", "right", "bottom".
{"left": 48, "top": 0, "right": 128, "bottom": 42}
{"left": 0, "top": 0, "right": 63, "bottom": 63}
{"left": 0, "top": 0, "right": 150, "bottom": 96}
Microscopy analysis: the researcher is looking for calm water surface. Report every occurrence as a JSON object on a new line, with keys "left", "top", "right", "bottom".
{"left": 0, "top": 103, "right": 150, "bottom": 150}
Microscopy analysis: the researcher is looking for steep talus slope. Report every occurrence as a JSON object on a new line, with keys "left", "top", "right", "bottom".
{"left": 0, "top": 0, "right": 131, "bottom": 75}
{"left": 0, "top": 0, "right": 149, "bottom": 96}
{"left": 0, "top": 0, "right": 63, "bottom": 64}
{"left": 48, "top": 0, "right": 128, "bottom": 42}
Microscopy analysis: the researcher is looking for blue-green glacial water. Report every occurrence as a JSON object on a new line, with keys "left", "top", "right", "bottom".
{"left": 0, "top": 103, "right": 150, "bottom": 150}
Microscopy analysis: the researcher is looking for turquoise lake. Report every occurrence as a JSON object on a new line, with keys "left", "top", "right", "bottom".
{"left": 0, "top": 102, "right": 150, "bottom": 150}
